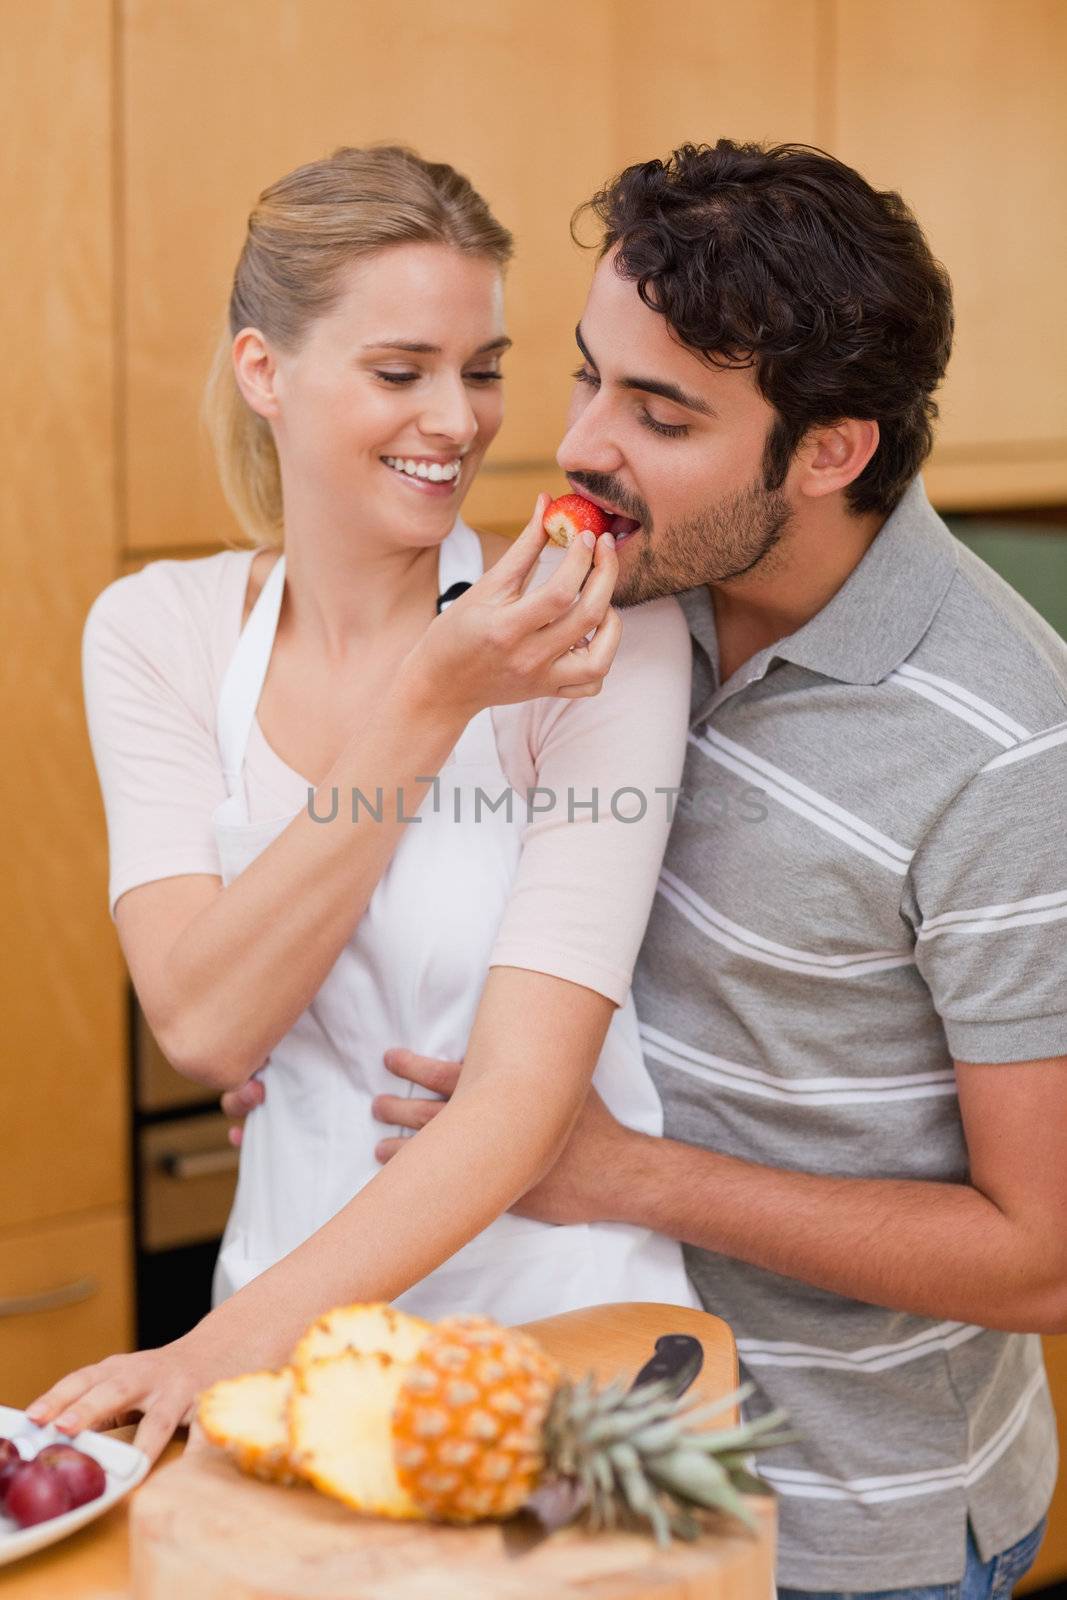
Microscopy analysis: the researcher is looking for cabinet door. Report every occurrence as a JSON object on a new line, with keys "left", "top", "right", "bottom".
{"left": 833, "top": 0, "right": 1067, "bottom": 507}
{"left": 0, "top": 0, "right": 128, "bottom": 1231}
{"left": 121, "top": 0, "right": 827, "bottom": 549}
{"left": 122, "top": 0, "right": 620, "bottom": 551}
{"left": 611, "top": 0, "right": 823, "bottom": 166}
{"left": 0, "top": 1210, "right": 133, "bottom": 1409}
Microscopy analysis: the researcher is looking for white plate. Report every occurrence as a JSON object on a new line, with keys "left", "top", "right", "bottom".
{"left": 0, "top": 1404, "right": 149, "bottom": 1567}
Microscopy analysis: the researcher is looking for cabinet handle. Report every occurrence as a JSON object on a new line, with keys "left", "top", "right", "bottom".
{"left": 158, "top": 1147, "right": 240, "bottom": 1181}
{"left": 0, "top": 1276, "right": 99, "bottom": 1318}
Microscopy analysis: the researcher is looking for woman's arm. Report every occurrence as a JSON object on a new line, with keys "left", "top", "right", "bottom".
{"left": 25, "top": 965, "right": 614, "bottom": 1460}
{"left": 117, "top": 519, "right": 621, "bottom": 1092}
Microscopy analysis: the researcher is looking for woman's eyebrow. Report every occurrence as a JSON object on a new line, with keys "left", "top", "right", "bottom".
{"left": 361, "top": 337, "right": 513, "bottom": 355}
{"left": 575, "top": 322, "right": 715, "bottom": 418}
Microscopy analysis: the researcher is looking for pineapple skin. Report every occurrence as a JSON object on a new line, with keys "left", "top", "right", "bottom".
{"left": 291, "top": 1302, "right": 431, "bottom": 1372}
{"left": 392, "top": 1315, "right": 561, "bottom": 1523}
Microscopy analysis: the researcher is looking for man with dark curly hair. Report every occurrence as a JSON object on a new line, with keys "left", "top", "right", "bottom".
{"left": 371, "top": 140, "right": 1065, "bottom": 1596}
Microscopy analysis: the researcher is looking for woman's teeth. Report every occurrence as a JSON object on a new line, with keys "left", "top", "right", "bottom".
{"left": 383, "top": 456, "right": 462, "bottom": 482}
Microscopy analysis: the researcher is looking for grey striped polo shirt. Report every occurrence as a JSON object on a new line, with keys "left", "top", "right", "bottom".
{"left": 633, "top": 477, "right": 1066, "bottom": 1590}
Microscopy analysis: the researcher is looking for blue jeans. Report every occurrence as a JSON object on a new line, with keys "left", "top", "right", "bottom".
{"left": 778, "top": 1516, "right": 1048, "bottom": 1600}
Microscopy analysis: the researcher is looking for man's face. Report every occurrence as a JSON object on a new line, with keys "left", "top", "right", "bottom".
{"left": 557, "top": 252, "right": 794, "bottom": 607}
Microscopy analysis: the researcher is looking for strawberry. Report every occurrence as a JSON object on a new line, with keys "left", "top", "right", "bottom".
{"left": 542, "top": 493, "right": 612, "bottom": 548}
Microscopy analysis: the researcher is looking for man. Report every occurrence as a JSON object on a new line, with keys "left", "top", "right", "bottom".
{"left": 235, "top": 141, "right": 1067, "bottom": 1593}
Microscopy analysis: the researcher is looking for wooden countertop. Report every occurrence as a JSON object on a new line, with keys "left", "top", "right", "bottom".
{"left": 1, "top": 1303, "right": 754, "bottom": 1598}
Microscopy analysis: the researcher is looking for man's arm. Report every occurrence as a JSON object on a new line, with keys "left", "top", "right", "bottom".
{"left": 373, "top": 1049, "right": 1067, "bottom": 1335}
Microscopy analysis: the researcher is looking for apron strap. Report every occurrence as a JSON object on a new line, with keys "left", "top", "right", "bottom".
{"left": 438, "top": 517, "right": 483, "bottom": 597}
{"left": 216, "top": 553, "right": 287, "bottom": 794}
{"left": 215, "top": 520, "right": 491, "bottom": 796}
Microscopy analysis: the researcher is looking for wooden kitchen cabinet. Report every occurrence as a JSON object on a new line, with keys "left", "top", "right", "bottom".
{"left": 0, "top": 0, "right": 130, "bottom": 1393}
{"left": 117, "top": 0, "right": 827, "bottom": 553}
{"left": 118, "top": 0, "right": 1067, "bottom": 560}
{"left": 833, "top": 0, "right": 1067, "bottom": 509}
{"left": 120, "top": 0, "right": 622, "bottom": 551}
{"left": 0, "top": 1210, "right": 132, "bottom": 1410}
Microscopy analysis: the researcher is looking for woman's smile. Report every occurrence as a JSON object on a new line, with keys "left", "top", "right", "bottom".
{"left": 381, "top": 453, "right": 465, "bottom": 496}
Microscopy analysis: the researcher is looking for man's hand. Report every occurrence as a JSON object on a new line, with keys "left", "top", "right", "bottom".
{"left": 221, "top": 1075, "right": 266, "bottom": 1147}
{"left": 373, "top": 1048, "right": 633, "bottom": 1225}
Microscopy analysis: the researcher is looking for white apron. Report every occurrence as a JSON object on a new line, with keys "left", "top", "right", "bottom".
{"left": 211, "top": 518, "right": 700, "bottom": 1322}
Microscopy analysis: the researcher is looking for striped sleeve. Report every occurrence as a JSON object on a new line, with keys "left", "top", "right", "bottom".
{"left": 904, "top": 721, "right": 1067, "bottom": 1063}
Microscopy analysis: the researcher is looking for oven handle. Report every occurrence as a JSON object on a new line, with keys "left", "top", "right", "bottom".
{"left": 158, "top": 1147, "right": 241, "bottom": 1181}
{"left": 0, "top": 1276, "right": 99, "bottom": 1318}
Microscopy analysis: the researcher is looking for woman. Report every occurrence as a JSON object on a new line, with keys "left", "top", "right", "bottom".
{"left": 28, "top": 145, "right": 698, "bottom": 1461}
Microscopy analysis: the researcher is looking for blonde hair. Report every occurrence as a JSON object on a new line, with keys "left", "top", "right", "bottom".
{"left": 203, "top": 145, "right": 514, "bottom": 548}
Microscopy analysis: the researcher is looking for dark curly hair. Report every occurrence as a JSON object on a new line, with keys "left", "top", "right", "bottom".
{"left": 576, "top": 141, "right": 954, "bottom": 517}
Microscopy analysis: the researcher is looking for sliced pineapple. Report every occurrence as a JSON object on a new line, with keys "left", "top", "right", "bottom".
{"left": 198, "top": 1369, "right": 298, "bottom": 1485}
{"left": 289, "top": 1352, "right": 425, "bottom": 1519}
{"left": 291, "top": 1302, "right": 431, "bottom": 1371}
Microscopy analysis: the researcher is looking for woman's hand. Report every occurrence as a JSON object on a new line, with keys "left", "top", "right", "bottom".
{"left": 403, "top": 495, "right": 622, "bottom": 721}
{"left": 24, "top": 1327, "right": 223, "bottom": 1464}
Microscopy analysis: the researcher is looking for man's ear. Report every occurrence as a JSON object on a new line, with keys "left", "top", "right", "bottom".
{"left": 232, "top": 328, "right": 281, "bottom": 421}
{"left": 797, "top": 419, "right": 880, "bottom": 500}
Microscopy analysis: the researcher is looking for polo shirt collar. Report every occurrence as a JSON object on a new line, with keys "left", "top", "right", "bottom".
{"left": 678, "top": 475, "right": 959, "bottom": 706}
{"left": 771, "top": 476, "right": 958, "bottom": 685}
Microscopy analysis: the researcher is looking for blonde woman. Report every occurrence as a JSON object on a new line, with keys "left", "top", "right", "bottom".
{"left": 28, "top": 146, "right": 698, "bottom": 1460}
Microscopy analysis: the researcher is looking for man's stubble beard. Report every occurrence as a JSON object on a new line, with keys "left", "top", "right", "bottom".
{"left": 612, "top": 479, "right": 794, "bottom": 609}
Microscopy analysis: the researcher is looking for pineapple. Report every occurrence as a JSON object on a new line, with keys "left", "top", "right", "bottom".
{"left": 289, "top": 1352, "right": 424, "bottom": 1518}
{"left": 200, "top": 1303, "right": 793, "bottom": 1548}
{"left": 291, "top": 1301, "right": 431, "bottom": 1371}
{"left": 392, "top": 1315, "right": 560, "bottom": 1521}
{"left": 198, "top": 1369, "right": 297, "bottom": 1485}
{"left": 286, "top": 1302, "right": 434, "bottom": 1515}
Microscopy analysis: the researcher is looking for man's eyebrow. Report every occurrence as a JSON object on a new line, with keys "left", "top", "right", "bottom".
{"left": 361, "top": 336, "right": 512, "bottom": 355}
{"left": 575, "top": 322, "right": 715, "bottom": 418}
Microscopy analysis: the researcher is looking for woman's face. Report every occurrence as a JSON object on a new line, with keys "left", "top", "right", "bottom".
{"left": 252, "top": 242, "right": 508, "bottom": 549}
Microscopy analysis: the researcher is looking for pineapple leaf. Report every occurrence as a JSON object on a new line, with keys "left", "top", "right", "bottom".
{"left": 682, "top": 1412, "right": 793, "bottom": 1456}
{"left": 720, "top": 1466, "right": 771, "bottom": 1497}
{"left": 646, "top": 1448, "right": 758, "bottom": 1532}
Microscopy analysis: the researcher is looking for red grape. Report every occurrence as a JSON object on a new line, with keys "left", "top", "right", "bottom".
{"left": 4, "top": 1461, "right": 73, "bottom": 1528}
{"left": 0, "top": 1439, "right": 23, "bottom": 1501}
{"left": 34, "top": 1443, "right": 106, "bottom": 1509}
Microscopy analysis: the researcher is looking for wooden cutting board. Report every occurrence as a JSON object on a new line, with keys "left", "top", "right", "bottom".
{"left": 130, "top": 1303, "right": 775, "bottom": 1599}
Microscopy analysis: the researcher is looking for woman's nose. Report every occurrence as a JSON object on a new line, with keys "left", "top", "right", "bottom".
{"left": 419, "top": 376, "right": 479, "bottom": 447}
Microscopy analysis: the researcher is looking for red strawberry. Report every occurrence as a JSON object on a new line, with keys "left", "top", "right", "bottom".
{"left": 543, "top": 493, "right": 612, "bottom": 548}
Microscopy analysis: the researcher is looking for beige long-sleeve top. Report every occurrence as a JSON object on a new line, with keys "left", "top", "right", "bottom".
{"left": 82, "top": 546, "right": 692, "bottom": 1006}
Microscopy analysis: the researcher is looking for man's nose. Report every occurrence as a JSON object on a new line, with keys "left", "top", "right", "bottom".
{"left": 557, "top": 396, "right": 623, "bottom": 478}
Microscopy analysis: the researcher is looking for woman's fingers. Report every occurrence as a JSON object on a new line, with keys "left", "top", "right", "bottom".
{"left": 478, "top": 494, "right": 550, "bottom": 598}
{"left": 53, "top": 1372, "right": 139, "bottom": 1436}
{"left": 133, "top": 1395, "right": 188, "bottom": 1464}
{"left": 371, "top": 1093, "right": 445, "bottom": 1130}
{"left": 549, "top": 605, "right": 624, "bottom": 696}
{"left": 25, "top": 1365, "right": 102, "bottom": 1427}
{"left": 511, "top": 529, "right": 602, "bottom": 633}
{"left": 535, "top": 534, "right": 618, "bottom": 659}
{"left": 30, "top": 1342, "right": 206, "bottom": 1467}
